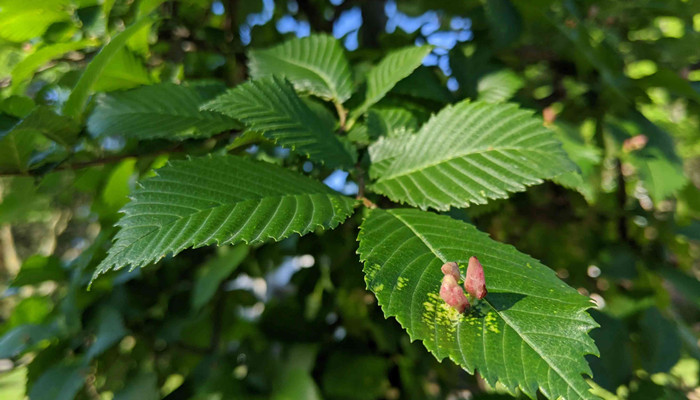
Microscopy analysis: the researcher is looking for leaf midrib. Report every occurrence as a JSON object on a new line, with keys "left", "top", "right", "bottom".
{"left": 387, "top": 209, "right": 591, "bottom": 399}
{"left": 107, "top": 192, "right": 346, "bottom": 267}
{"left": 377, "top": 145, "right": 563, "bottom": 182}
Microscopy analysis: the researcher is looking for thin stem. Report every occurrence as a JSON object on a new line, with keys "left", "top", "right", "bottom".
{"left": 0, "top": 130, "right": 239, "bottom": 177}
{"left": 334, "top": 101, "right": 347, "bottom": 131}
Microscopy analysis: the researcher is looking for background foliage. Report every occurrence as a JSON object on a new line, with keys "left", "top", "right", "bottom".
{"left": 0, "top": 0, "right": 699, "bottom": 399}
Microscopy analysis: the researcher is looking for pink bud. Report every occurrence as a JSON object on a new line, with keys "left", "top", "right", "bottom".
{"left": 440, "top": 275, "right": 469, "bottom": 313}
{"left": 440, "top": 262, "right": 460, "bottom": 281}
{"left": 465, "top": 256, "right": 488, "bottom": 299}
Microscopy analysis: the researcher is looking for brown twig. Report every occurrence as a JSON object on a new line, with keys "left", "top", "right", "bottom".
{"left": 0, "top": 130, "right": 240, "bottom": 177}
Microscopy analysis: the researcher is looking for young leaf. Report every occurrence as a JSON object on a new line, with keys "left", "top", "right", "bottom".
{"left": 94, "top": 156, "right": 356, "bottom": 279}
{"left": 63, "top": 15, "right": 156, "bottom": 119}
{"left": 202, "top": 76, "right": 356, "bottom": 168}
{"left": 353, "top": 46, "right": 433, "bottom": 117}
{"left": 0, "top": 0, "right": 72, "bottom": 42}
{"left": 248, "top": 34, "right": 353, "bottom": 103}
{"left": 87, "top": 83, "right": 239, "bottom": 140}
{"left": 357, "top": 208, "right": 599, "bottom": 400}
{"left": 367, "top": 107, "right": 418, "bottom": 138}
{"left": 477, "top": 69, "right": 524, "bottom": 103}
{"left": 369, "top": 101, "right": 576, "bottom": 210}
{"left": 92, "top": 48, "right": 152, "bottom": 92}
{"left": 10, "top": 39, "right": 99, "bottom": 94}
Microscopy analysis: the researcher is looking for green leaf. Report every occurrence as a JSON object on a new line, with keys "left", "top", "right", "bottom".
{"left": 13, "top": 106, "right": 80, "bottom": 147}
{"left": 587, "top": 311, "right": 633, "bottom": 392}
{"left": 94, "top": 155, "right": 356, "bottom": 278}
{"left": 477, "top": 69, "right": 524, "bottom": 103}
{"left": 92, "top": 48, "right": 152, "bottom": 92}
{"left": 28, "top": 362, "right": 85, "bottom": 400}
{"left": 550, "top": 123, "right": 602, "bottom": 202}
{"left": 353, "top": 46, "right": 433, "bottom": 117}
{"left": 0, "top": 0, "right": 72, "bottom": 42}
{"left": 367, "top": 107, "right": 418, "bottom": 139}
{"left": 484, "top": 0, "right": 522, "bottom": 47}
{"left": 357, "top": 208, "right": 598, "bottom": 400}
{"left": 85, "top": 307, "right": 127, "bottom": 361}
{"left": 113, "top": 372, "right": 159, "bottom": 400}
{"left": 369, "top": 101, "right": 576, "bottom": 211}
{"left": 10, "top": 39, "right": 98, "bottom": 94}
{"left": 203, "top": 76, "right": 356, "bottom": 168}
{"left": 638, "top": 307, "right": 681, "bottom": 374}
{"left": 321, "top": 353, "right": 389, "bottom": 400}
{"left": 192, "top": 245, "right": 248, "bottom": 311}
{"left": 248, "top": 34, "right": 353, "bottom": 103}
{"left": 0, "top": 126, "right": 40, "bottom": 173}
{"left": 87, "top": 82, "right": 239, "bottom": 140}
{"left": 11, "top": 255, "right": 66, "bottom": 287}
{"left": 63, "top": 14, "right": 156, "bottom": 119}
{"left": 0, "top": 324, "right": 55, "bottom": 358}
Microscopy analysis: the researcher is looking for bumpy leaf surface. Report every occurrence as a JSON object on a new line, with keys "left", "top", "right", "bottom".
{"left": 248, "top": 34, "right": 353, "bottom": 103}
{"left": 203, "top": 76, "right": 356, "bottom": 168}
{"left": 369, "top": 101, "right": 576, "bottom": 210}
{"left": 357, "top": 208, "right": 599, "bottom": 399}
{"left": 94, "top": 156, "right": 356, "bottom": 278}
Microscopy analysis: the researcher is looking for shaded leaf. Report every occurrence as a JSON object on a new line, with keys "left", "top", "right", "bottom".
{"left": 10, "top": 39, "right": 98, "bottom": 93}
{"left": 357, "top": 208, "right": 598, "bottom": 400}
{"left": 94, "top": 156, "right": 356, "bottom": 278}
{"left": 113, "top": 372, "right": 159, "bottom": 400}
{"left": 28, "top": 362, "right": 85, "bottom": 400}
{"left": 192, "top": 245, "right": 248, "bottom": 311}
{"left": 354, "top": 46, "right": 433, "bottom": 116}
{"left": 638, "top": 307, "right": 681, "bottom": 374}
{"left": 0, "top": 324, "right": 55, "bottom": 358}
{"left": 322, "top": 353, "right": 389, "bottom": 400}
{"left": 85, "top": 307, "right": 127, "bottom": 361}
{"left": 88, "top": 82, "right": 239, "bottom": 140}
{"left": 203, "top": 76, "right": 356, "bottom": 168}
{"left": 63, "top": 14, "right": 156, "bottom": 119}
{"left": 367, "top": 107, "right": 418, "bottom": 139}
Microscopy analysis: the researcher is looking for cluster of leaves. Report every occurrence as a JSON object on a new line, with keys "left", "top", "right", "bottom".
{"left": 0, "top": 1, "right": 699, "bottom": 399}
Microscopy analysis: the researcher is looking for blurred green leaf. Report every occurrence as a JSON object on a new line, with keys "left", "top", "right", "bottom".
{"left": 28, "top": 362, "right": 85, "bottom": 400}
{"left": 638, "top": 307, "right": 681, "bottom": 374}
{"left": 63, "top": 14, "right": 157, "bottom": 119}
{"left": 88, "top": 82, "right": 239, "bottom": 140}
{"left": 192, "top": 245, "right": 248, "bottom": 311}
{"left": 322, "top": 353, "right": 389, "bottom": 400}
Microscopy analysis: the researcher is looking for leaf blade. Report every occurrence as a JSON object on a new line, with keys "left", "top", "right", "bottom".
{"left": 353, "top": 46, "right": 433, "bottom": 117}
{"left": 357, "top": 208, "right": 599, "bottom": 400}
{"left": 63, "top": 15, "right": 156, "bottom": 119}
{"left": 94, "top": 156, "right": 356, "bottom": 278}
{"left": 87, "top": 82, "right": 239, "bottom": 140}
{"left": 369, "top": 101, "right": 576, "bottom": 210}
{"left": 203, "top": 76, "right": 356, "bottom": 168}
{"left": 248, "top": 34, "right": 353, "bottom": 103}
